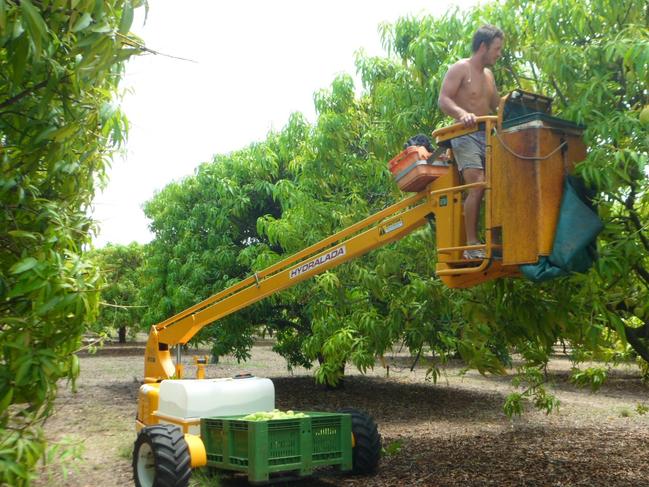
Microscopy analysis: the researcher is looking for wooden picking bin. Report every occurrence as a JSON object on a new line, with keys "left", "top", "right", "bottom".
{"left": 491, "top": 113, "right": 586, "bottom": 265}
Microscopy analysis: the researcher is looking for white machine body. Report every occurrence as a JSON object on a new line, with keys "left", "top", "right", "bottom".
{"left": 155, "top": 376, "right": 274, "bottom": 434}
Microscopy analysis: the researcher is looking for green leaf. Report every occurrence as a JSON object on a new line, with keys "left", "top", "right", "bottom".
{"left": 36, "top": 296, "right": 63, "bottom": 316}
{"left": 90, "top": 21, "right": 111, "bottom": 34}
{"left": 503, "top": 392, "right": 524, "bottom": 417}
{"left": 39, "top": 355, "right": 60, "bottom": 377}
{"left": 0, "top": 317, "right": 27, "bottom": 325}
{"left": 33, "top": 126, "right": 57, "bottom": 144}
{"left": 10, "top": 257, "right": 38, "bottom": 274}
{"left": 11, "top": 13, "right": 24, "bottom": 38}
{"left": 0, "top": 0, "right": 6, "bottom": 31}
{"left": 119, "top": 1, "right": 134, "bottom": 35}
{"left": 70, "top": 354, "right": 80, "bottom": 377}
{"left": 74, "top": 31, "right": 101, "bottom": 48}
{"left": 8, "top": 230, "right": 38, "bottom": 240}
{"left": 11, "top": 35, "right": 29, "bottom": 84}
{"left": 20, "top": 0, "right": 47, "bottom": 57}
{"left": 7, "top": 278, "right": 46, "bottom": 298}
{"left": 14, "top": 358, "right": 33, "bottom": 385}
{"left": 609, "top": 315, "right": 627, "bottom": 343}
{"left": 52, "top": 124, "right": 79, "bottom": 142}
{"left": 0, "top": 388, "right": 13, "bottom": 412}
{"left": 72, "top": 12, "right": 92, "bottom": 32}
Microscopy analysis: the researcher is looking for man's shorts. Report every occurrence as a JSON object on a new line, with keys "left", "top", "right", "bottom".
{"left": 450, "top": 130, "right": 486, "bottom": 172}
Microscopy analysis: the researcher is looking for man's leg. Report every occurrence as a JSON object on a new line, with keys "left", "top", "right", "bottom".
{"left": 462, "top": 168, "right": 485, "bottom": 246}
{"left": 451, "top": 131, "right": 486, "bottom": 258}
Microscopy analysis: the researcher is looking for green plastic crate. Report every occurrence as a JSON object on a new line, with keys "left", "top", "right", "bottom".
{"left": 200, "top": 412, "right": 353, "bottom": 483}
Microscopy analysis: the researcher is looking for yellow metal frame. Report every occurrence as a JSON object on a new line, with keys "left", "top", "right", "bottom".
{"left": 142, "top": 107, "right": 582, "bottom": 384}
{"left": 152, "top": 411, "right": 201, "bottom": 433}
{"left": 184, "top": 434, "right": 207, "bottom": 468}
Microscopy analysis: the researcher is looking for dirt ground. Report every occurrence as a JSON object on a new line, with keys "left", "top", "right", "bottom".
{"left": 35, "top": 341, "right": 649, "bottom": 487}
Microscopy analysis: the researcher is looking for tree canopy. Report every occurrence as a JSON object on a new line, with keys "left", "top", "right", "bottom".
{"left": 90, "top": 242, "right": 145, "bottom": 342}
{"left": 0, "top": 1, "right": 144, "bottom": 484}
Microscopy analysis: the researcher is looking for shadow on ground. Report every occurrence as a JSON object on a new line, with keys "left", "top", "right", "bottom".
{"left": 272, "top": 375, "right": 505, "bottom": 424}
{"left": 215, "top": 424, "right": 648, "bottom": 487}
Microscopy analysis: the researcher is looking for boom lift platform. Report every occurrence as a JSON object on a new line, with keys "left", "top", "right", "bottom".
{"left": 132, "top": 91, "right": 589, "bottom": 486}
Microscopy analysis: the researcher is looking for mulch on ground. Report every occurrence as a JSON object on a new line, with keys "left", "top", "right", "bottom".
{"left": 37, "top": 346, "right": 649, "bottom": 487}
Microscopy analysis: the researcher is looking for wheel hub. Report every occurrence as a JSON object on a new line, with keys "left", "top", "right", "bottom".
{"left": 136, "top": 442, "right": 155, "bottom": 487}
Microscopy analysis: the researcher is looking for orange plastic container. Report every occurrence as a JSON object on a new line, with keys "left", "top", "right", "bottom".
{"left": 388, "top": 148, "right": 449, "bottom": 192}
{"left": 388, "top": 147, "right": 424, "bottom": 176}
{"left": 395, "top": 161, "right": 449, "bottom": 192}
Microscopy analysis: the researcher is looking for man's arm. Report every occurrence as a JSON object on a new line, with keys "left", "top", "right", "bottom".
{"left": 438, "top": 63, "right": 476, "bottom": 127}
{"left": 486, "top": 69, "right": 500, "bottom": 112}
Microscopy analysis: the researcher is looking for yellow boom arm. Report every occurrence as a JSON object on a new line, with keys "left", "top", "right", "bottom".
{"left": 145, "top": 185, "right": 439, "bottom": 381}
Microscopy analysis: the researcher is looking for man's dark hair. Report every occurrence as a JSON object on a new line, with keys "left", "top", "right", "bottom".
{"left": 404, "top": 134, "right": 433, "bottom": 152}
{"left": 472, "top": 24, "right": 504, "bottom": 53}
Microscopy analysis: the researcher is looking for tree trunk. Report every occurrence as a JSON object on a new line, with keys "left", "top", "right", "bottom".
{"left": 118, "top": 326, "right": 126, "bottom": 344}
{"left": 625, "top": 324, "right": 649, "bottom": 363}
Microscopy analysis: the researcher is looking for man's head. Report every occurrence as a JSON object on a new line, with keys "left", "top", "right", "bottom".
{"left": 472, "top": 25, "right": 504, "bottom": 66}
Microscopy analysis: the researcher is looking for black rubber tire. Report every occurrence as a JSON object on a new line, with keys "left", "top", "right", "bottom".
{"left": 133, "top": 424, "right": 191, "bottom": 487}
{"left": 338, "top": 408, "right": 381, "bottom": 475}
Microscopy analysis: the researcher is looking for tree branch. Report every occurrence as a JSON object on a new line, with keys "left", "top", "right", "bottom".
{"left": 529, "top": 62, "right": 541, "bottom": 92}
{"left": 618, "top": 3, "right": 633, "bottom": 27}
{"left": 99, "top": 301, "right": 146, "bottom": 309}
{"left": 633, "top": 263, "right": 649, "bottom": 287}
{"left": 0, "top": 79, "right": 50, "bottom": 110}
{"left": 410, "top": 346, "right": 422, "bottom": 371}
{"left": 608, "top": 301, "right": 649, "bottom": 360}
{"left": 0, "top": 109, "right": 41, "bottom": 121}
{"left": 115, "top": 33, "right": 197, "bottom": 63}
{"left": 549, "top": 76, "right": 568, "bottom": 107}
{"left": 624, "top": 187, "right": 649, "bottom": 252}
{"left": 625, "top": 325, "right": 649, "bottom": 363}
{"left": 640, "top": 322, "right": 649, "bottom": 340}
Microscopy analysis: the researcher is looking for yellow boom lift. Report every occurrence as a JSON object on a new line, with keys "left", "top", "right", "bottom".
{"left": 132, "top": 91, "right": 592, "bottom": 486}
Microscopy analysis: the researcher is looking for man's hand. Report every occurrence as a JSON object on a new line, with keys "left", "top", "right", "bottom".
{"left": 458, "top": 110, "right": 477, "bottom": 127}
{"left": 414, "top": 146, "right": 432, "bottom": 160}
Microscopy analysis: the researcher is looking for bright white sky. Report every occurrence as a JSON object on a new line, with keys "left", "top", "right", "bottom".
{"left": 92, "top": 0, "right": 478, "bottom": 247}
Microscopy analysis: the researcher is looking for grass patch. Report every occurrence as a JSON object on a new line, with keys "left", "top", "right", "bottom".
{"left": 382, "top": 439, "right": 403, "bottom": 457}
{"left": 189, "top": 468, "right": 222, "bottom": 487}
{"left": 118, "top": 439, "right": 133, "bottom": 460}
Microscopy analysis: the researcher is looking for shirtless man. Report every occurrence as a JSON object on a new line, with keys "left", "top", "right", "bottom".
{"left": 438, "top": 25, "right": 504, "bottom": 259}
